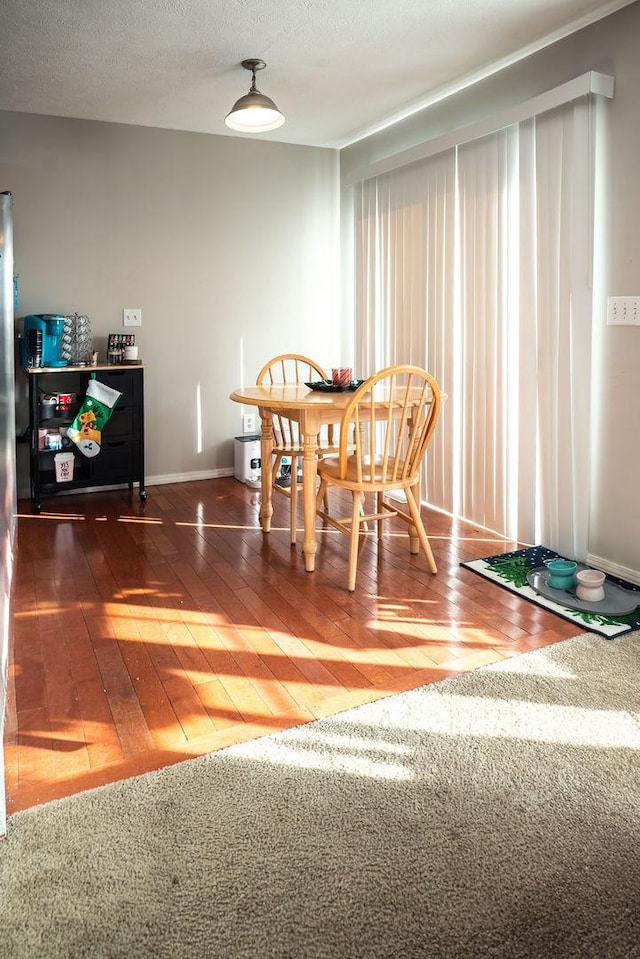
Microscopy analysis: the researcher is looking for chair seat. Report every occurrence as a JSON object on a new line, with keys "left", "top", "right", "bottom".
{"left": 318, "top": 454, "right": 416, "bottom": 490}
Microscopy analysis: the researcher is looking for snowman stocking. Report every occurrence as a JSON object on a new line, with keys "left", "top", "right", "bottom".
{"left": 68, "top": 377, "right": 122, "bottom": 458}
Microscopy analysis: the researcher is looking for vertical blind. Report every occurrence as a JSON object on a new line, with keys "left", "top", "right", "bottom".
{"left": 355, "top": 152, "right": 456, "bottom": 512}
{"left": 353, "top": 96, "right": 598, "bottom": 559}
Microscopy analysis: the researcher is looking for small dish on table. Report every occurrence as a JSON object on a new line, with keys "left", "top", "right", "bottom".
{"left": 305, "top": 379, "right": 365, "bottom": 393}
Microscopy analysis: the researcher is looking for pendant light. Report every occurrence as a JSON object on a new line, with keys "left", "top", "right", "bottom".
{"left": 225, "top": 59, "right": 285, "bottom": 133}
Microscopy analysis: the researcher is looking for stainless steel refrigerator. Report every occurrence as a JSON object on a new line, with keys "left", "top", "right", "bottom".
{"left": 0, "top": 190, "right": 15, "bottom": 836}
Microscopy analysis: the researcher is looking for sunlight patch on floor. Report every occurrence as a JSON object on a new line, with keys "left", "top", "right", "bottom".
{"left": 370, "top": 618, "right": 433, "bottom": 641}
{"left": 228, "top": 689, "right": 640, "bottom": 785}
{"left": 231, "top": 735, "right": 414, "bottom": 780}
{"left": 376, "top": 693, "right": 640, "bottom": 749}
{"left": 484, "top": 655, "right": 576, "bottom": 680}
{"left": 174, "top": 521, "right": 266, "bottom": 531}
{"left": 284, "top": 729, "right": 413, "bottom": 757}
{"left": 102, "top": 601, "right": 229, "bottom": 630}
{"left": 116, "top": 515, "right": 163, "bottom": 525}
{"left": 14, "top": 511, "right": 86, "bottom": 521}
{"left": 377, "top": 595, "right": 447, "bottom": 608}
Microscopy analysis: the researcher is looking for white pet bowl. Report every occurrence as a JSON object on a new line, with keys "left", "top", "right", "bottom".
{"left": 576, "top": 568, "right": 606, "bottom": 603}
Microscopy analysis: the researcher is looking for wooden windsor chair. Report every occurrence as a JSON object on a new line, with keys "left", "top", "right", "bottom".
{"left": 256, "top": 353, "right": 336, "bottom": 545}
{"left": 315, "top": 365, "right": 442, "bottom": 591}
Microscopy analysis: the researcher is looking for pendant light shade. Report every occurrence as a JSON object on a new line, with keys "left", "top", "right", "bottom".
{"left": 225, "top": 59, "right": 285, "bottom": 133}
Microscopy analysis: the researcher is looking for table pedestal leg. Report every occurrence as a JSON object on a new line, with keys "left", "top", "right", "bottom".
{"left": 259, "top": 411, "right": 274, "bottom": 533}
{"left": 302, "top": 431, "right": 318, "bottom": 572}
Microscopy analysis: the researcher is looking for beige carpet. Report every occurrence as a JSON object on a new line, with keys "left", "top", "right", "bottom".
{"left": 1, "top": 631, "right": 640, "bottom": 959}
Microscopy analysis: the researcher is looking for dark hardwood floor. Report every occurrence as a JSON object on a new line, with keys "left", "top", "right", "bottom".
{"left": 5, "top": 477, "right": 579, "bottom": 813}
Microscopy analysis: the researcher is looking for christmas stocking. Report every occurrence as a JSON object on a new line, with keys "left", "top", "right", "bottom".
{"left": 68, "top": 377, "right": 122, "bottom": 458}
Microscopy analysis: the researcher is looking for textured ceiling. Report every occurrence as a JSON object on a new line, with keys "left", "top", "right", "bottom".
{"left": 0, "top": 0, "right": 633, "bottom": 148}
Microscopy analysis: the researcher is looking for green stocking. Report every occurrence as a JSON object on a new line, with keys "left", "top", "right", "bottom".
{"left": 68, "top": 377, "right": 122, "bottom": 458}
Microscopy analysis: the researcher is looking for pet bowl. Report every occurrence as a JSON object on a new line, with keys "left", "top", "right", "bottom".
{"left": 575, "top": 568, "right": 606, "bottom": 603}
{"left": 546, "top": 559, "right": 578, "bottom": 590}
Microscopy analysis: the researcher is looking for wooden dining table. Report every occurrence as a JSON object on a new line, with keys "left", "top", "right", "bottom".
{"left": 230, "top": 383, "right": 355, "bottom": 571}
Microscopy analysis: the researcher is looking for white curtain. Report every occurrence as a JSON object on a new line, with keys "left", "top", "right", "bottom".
{"left": 354, "top": 151, "right": 457, "bottom": 513}
{"left": 353, "top": 97, "right": 596, "bottom": 559}
{"left": 519, "top": 102, "right": 594, "bottom": 560}
{"left": 456, "top": 126, "right": 519, "bottom": 538}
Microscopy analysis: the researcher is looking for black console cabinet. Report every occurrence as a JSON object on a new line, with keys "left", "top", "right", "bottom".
{"left": 26, "top": 364, "right": 145, "bottom": 513}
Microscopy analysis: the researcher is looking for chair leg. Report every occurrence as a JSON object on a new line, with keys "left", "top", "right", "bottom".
{"left": 407, "top": 473, "right": 422, "bottom": 554}
{"left": 405, "top": 486, "right": 437, "bottom": 573}
{"left": 348, "top": 492, "right": 362, "bottom": 591}
{"left": 272, "top": 453, "right": 283, "bottom": 488}
{"left": 409, "top": 528, "right": 420, "bottom": 555}
{"left": 289, "top": 455, "right": 298, "bottom": 545}
{"left": 316, "top": 476, "right": 328, "bottom": 512}
{"left": 317, "top": 455, "right": 330, "bottom": 512}
{"left": 360, "top": 491, "right": 369, "bottom": 532}
{"left": 376, "top": 492, "right": 384, "bottom": 540}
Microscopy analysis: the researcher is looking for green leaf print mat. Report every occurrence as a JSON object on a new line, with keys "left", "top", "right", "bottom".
{"left": 461, "top": 545, "right": 640, "bottom": 638}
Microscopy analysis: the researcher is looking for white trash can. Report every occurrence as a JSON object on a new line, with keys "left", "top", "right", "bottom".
{"left": 54, "top": 451, "right": 75, "bottom": 483}
{"left": 234, "top": 435, "right": 261, "bottom": 487}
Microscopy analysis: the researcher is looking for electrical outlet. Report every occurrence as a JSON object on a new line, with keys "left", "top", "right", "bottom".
{"left": 243, "top": 413, "right": 256, "bottom": 433}
{"left": 123, "top": 308, "right": 142, "bottom": 327}
{"left": 607, "top": 296, "right": 640, "bottom": 326}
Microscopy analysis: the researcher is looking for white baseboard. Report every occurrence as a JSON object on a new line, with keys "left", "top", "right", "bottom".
{"left": 146, "top": 467, "right": 234, "bottom": 486}
{"left": 586, "top": 552, "right": 640, "bottom": 587}
{"left": 17, "top": 468, "right": 236, "bottom": 501}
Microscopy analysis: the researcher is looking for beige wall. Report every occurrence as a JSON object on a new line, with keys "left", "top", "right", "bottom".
{"left": 341, "top": 1, "right": 640, "bottom": 580}
{"left": 1, "top": 112, "right": 340, "bottom": 490}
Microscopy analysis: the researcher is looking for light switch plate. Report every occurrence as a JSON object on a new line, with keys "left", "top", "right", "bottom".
{"left": 607, "top": 296, "right": 640, "bottom": 326}
{"left": 123, "top": 308, "right": 142, "bottom": 327}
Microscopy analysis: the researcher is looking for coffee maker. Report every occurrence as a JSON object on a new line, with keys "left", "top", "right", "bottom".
{"left": 20, "top": 314, "right": 68, "bottom": 368}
